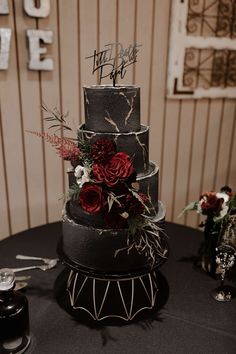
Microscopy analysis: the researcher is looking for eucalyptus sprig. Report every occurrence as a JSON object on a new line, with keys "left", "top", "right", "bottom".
{"left": 114, "top": 215, "right": 168, "bottom": 267}
{"left": 67, "top": 183, "right": 80, "bottom": 202}
{"left": 42, "top": 103, "right": 72, "bottom": 132}
{"left": 77, "top": 134, "right": 91, "bottom": 154}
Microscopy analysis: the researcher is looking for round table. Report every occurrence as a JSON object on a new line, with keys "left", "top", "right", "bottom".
{"left": 0, "top": 222, "right": 235, "bottom": 354}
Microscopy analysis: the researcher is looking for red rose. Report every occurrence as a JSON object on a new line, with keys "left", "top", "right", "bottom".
{"left": 93, "top": 152, "right": 134, "bottom": 186}
{"left": 199, "top": 192, "right": 223, "bottom": 216}
{"left": 104, "top": 191, "right": 147, "bottom": 228}
{"left": 125, "top": 193, "right": 146, "bottom": 216}
{"left": 91, "top": 138, "right": 116, "bottom": 163}
{"left": 92, "top": 164, "right": 106, "bottom": 183}
{"left": 79, "top": 183, "right": 104, "bottom": 214}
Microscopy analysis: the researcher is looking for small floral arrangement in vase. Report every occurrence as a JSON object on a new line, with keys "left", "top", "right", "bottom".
{"left": 180, "top": 186, "right": 236, "bottom": 276}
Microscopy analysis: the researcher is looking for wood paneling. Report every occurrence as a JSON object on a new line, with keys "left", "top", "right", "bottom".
{"left": 0, "top": 0, "right": 235, "bottom": 239}
{"left": 117, "top": 0, "right": 136, "bottom": 85}
{"left": 173, "top": 100, "right": 195, "bottom": 224}
{"left": 0, "top": 106, "right": 10, "bottom": 237}
{"left": 13, "top": 0, "right": 46, "bottom": 229}
{"left": 79, "top": 0, "right": 98, "bottom": 104}
{"left": 58, "top": 0, "right": 80, "bottom": 193}
{"left": 149, "top": 0, "right": 171, "bottom": 181}
{"left": 37, "top": 0, "right": 64, "bottom": 223}
{"left": 134, "top": 0, "right": 154, "bottom": 126}
{"left": 0, "top": 0, "right": 29, "bottom": 237}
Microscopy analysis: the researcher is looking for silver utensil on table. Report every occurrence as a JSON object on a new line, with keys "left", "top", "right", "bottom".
{"left": 9, "top": 260, "right": 57, "bottom": 273}
{"left": 15, "top": 275, "right": 31, "bottom": 281}
{"left": 16, "top": 254, "right": 58, "bottom": 265}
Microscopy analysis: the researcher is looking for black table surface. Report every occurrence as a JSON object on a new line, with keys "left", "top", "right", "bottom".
{"left": 0, "top": 222, "right": 235, "bottom": 354}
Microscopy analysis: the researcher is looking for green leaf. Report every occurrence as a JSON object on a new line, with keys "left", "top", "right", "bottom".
{"left": 178, "top": 201, "right": 198, "bottom": 218}
{"left": 42, "top": 104, "right": 72, "bottom": 131}
{"left": 67, "top": 183, "right": 80, "bottom": 201}
{"left": 229, "top": 194, "right": 236, "bottom": 211}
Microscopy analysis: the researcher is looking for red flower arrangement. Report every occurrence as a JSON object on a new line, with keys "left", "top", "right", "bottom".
{"left": 73, "top": 137, "right": 149, "bottom": 230}
{"left": 199, "top": 192, "right": 224, "bottom": 217}
{"left": 27, "top": 129, "right": 151, "bottom": 230}
{"left": 181, "top": 186, "right": 235, "bottom": 222}
{"left": 27, "top": 109, "right": 167, "bottom": 265}
{"left": 63, "top": 135, "right": 167, "bottom": 264}
{"left": 180, "top": 186, "right": 236, "bottom": 275}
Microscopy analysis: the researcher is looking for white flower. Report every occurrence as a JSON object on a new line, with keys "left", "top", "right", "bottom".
{"left": 216, "top": 192, "right": 230, "bottom": 203}
{"left": 74, "top": 165, "right": 90, "bottom": 187}
{"left": 213, "top": 192, "right": 230, "bottom": 221}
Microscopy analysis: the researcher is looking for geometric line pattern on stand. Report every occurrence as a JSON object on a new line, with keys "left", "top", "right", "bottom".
{"left": 66, "top": 270, "right": 159, "bottom": 321}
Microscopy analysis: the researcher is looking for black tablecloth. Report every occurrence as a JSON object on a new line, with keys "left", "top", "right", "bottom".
{"left": 0, "top": 222, "right": 235, "bottom": 354}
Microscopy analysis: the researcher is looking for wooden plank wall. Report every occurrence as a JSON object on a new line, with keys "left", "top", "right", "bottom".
{"left": 0, "top": 0, "right": 235, "bottom": 240}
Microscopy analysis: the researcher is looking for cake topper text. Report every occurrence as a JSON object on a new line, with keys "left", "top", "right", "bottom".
{"left": 86, "top": 43, "right": 142, "bottom": 86}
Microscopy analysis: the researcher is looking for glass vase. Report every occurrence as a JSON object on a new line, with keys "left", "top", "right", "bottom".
{"left": 200, "top": 217, "right": 220, "bottom": 277}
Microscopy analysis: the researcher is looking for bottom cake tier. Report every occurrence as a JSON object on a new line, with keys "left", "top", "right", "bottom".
{"left": 59, "top": 201, "right": 168, "bottom": 277}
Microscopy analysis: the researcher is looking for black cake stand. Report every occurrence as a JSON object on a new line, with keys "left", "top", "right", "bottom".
{"left": 57, "top": 238, "right": 169, "bottom": 322}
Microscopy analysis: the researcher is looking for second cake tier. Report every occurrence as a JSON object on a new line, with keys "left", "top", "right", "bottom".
{"left": 78, "top": 124, "right": 149, "bottom": 174}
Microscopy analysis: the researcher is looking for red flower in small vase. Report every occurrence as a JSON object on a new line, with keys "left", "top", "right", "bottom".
{"left": 79, "top": 183, "right": 104, "bottom": 214}
{"left": 199, "top": 192, "right": 224, "bottom": 217}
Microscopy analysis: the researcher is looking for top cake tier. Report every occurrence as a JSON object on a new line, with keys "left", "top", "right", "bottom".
{"left": 83, "top": 85, "right": 140, "bottom": 133}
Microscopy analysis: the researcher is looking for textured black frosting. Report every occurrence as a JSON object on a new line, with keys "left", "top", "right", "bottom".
{"left": 61, "top": 202, "right": 166, "bottom": 274}
{"left": 78, "top": 124, "right": 149, "bottom": 174}
{"left": 84, "top": 85, "right": 140, "bottom": 133}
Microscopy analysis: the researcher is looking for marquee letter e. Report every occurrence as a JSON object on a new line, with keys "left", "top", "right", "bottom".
{"left": 0, "top": 28, "right": 11, "bottom": 70}
{"left": 27, "top": 29, "right": 53, "bottom": 71}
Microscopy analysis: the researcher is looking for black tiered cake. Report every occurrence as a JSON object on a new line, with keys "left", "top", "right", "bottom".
{"left": 60, "top": 85, "right": 167, "bottom": 276}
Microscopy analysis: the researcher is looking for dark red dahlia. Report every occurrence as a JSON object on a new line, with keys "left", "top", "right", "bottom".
{"left": 91, "top": 138, "right": 116, "bottom": 163}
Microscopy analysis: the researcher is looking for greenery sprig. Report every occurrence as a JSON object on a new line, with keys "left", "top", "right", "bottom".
{"left": 42, "top": 103, "right": 72, "bottom": 132}
{"left": 67, "top": 183, "right": 80, "bottom": 202}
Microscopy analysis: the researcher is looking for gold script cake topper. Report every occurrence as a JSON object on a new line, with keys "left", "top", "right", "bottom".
{"left": 86, "top": 43, "right": 142, "bottom": 86}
